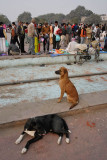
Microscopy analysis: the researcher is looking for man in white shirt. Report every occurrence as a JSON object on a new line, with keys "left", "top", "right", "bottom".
{"left": 53, "top": 21, "right": 60, "bottom": 49}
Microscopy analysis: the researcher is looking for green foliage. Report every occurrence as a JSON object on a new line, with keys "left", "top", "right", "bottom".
{"left": 71, "top": 17, "right": 79, "bottom": 24}
{"left": 35, "top": 5, "right": 94, "bottom": 24}
{"left": 0, "top": 14, "right": 11, "bottom": 25}
{"left": 84, "top": 14, "right": 102, "bottom": 24}
{"left": 66, "top": 5, "right": 93, "bottom": 23}
{"left": 34, "top": 17, "right": 47, "bottom": 24}
{"left": 37, "top": 13, "right": 65, "bottom": 24}
{"left": 17, "top": 12, "right": 32, "bottom": 23}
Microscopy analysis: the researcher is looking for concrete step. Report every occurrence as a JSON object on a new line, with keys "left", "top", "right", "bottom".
{"left": 0, "top": 90, "right": 107, "bottom": 128}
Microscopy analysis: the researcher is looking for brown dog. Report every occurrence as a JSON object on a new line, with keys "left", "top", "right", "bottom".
{"left": 55, "top": 67, "right": 79, "bottom": 109}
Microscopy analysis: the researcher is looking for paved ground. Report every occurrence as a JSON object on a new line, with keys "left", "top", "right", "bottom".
{"left": 0, "top": 74, "right": 107, "bottom": 108}
{"left": 0, "top": 33, "right": 106, "bottom": 160}
{"left": 0, "top": 108, "right": 107, "bottom": 160}
{"left": 0, "top": 61, "right": 107, "bottom": 83}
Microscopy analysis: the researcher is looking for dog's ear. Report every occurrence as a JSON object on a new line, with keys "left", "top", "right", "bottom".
{"left": 64, "top": 68, "right": 67, "bottom": 74}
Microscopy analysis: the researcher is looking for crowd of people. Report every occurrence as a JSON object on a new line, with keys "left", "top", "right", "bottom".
{"left": 0, "top": 19, "right": 107, "bottom": 55}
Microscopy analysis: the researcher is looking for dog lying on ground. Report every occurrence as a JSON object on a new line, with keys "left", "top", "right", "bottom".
{"left": 55, "top": 67, "right": 79, "bottom": 109}
{"left": 15, "top": 114, "right": 71, "bottom": 154}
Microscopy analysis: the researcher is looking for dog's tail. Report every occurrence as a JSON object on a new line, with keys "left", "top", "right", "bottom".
{"left": 69, "top": 99, "right": 79, "bottom": 110}
{"left": 62, "top": 119, "right": 71, "bottom": 134}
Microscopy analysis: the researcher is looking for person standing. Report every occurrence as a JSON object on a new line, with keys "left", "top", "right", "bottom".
{"left": 37, "top": 23, "right": 42, "bottom": 52}
{"left": 86, "top": 24, "right": 92, "bottom": 45}
{"left": 80, "top": 25, "right": 87, "bottom": 44}
{"left": 77, "top": 24, "right": 81, "bottom": 43}
{"left": 95, "top": 24, "right": 101, "bottom": 41}
{"left": 16, "top": 21, "right": 25, "bottom": 53}
{"left": 10, "top": 22, "right": 16, "bottom": 44}
{"left": 24, "top": 22, "right": 29, "bottom": 44}
{"left": 50, "top": 23, "right": 53, "bottom": 44}
{"left": 66, "top": 23, "right": 72, "bottom": 45}
{"left": 28, "top": 18, "right": 37, "bottom": 54}
{"left": 72, "top": 24, "right": 75, "bottom": 38}
{"left": 42, "top": 22, "right": 50, "bottom": 53}
{"left": 104, "top": 34, "right": 107, "bottom": 50}
{"left": 105, "top": 23, "right": 107, "bottom": 33}
{"left": 102, "top": 24, "right": 105, "bottom": 33}
{"left": 10, "top": 22, "right": 20, "bottom": 47}
{"left": 53, "top": 21, "right": 61, "bottom": 49}
{"left": 60, "top": 23, "right": 66, "bottom": 47}
{"left": 3, "top": 24, "right": 6, "bottom": 32}
{"left": 0, "top": 22, "right": 7, "bottom": 53}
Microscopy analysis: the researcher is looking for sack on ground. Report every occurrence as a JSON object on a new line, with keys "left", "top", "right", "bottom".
{"left": 8, "top": 44, "right": 20, "bottom": 55}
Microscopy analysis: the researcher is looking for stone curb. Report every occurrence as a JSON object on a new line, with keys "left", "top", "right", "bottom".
{"left": 0, "top": 53, "right": 107, "bottom": 68}
{"left": 0, "top": 103, "right": 106, "bottom": 129}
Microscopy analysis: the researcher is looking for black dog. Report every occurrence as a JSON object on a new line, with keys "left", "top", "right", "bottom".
{"left": 15, "top": 114, "right": 71, "bottom": 154}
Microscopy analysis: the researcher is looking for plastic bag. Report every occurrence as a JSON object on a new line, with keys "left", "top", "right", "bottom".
{"left": 56, "top": 34, "right": 60, "bottom": 41}
{"left": 5, "top": 40, "right": 9, "bottom": 47}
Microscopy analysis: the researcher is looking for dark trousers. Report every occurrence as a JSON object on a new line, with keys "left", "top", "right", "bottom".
{"left": 53, "top": 34, "right": 60, "bottom": 49}
{"left": 43, "top": 36, "right": 49, "bottom": 52}
{"left": 19, "top": 35, "right": 25, "bottom": 52}
{"left": 78, "top": 36, "right": 81, "bottom": 44}
{"left": 10, "top": 36, "right": 20, "bottom": 47}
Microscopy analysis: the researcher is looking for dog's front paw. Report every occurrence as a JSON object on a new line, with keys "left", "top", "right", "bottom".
{"left": 66, "top": 138, "right": 70, "bottom": 144}
{"left": 15, "top": 139, "right": 20, "bottom": 144}
{"left": 57, "top": 99, "right": 61, "bottom": 103}
{"left": 57, "top": 136, "right": 62, "bottom": 145}
{"left": 15, "top": 135, "right": 24, "bottom": 144}
{"left": 21, "top": 148, "right": 27, "bottom": 154}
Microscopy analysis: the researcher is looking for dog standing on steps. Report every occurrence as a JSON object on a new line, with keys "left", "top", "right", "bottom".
{"left": 55, "top": 67, "right": 79, "bottom": 109}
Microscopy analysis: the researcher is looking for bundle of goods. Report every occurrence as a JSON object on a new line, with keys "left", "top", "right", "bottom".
{"left": 75, "top": 44, "right": 87, "bottom": 53}
{"left": 65, "top": 41, "right": 78, "bottom": 53}
{"left": 49, "top": 49, "right": 65, "bottom": 54}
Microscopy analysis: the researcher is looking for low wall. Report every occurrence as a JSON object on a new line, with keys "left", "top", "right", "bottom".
{"left": 0, "top": 54, "right": 107, "bottom": 68}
